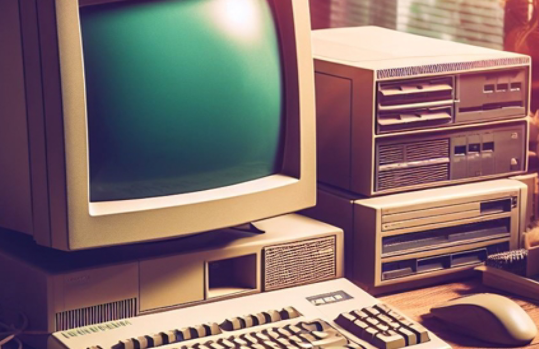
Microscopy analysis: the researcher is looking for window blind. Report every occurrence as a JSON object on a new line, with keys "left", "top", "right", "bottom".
{"left": 309, "top": 0, "right": 504, "bottom": 50}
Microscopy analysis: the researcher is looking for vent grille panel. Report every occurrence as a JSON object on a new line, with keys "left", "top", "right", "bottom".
{"left": 379, "top": 139, "right": 449, "bottom": 165}
{"left": 55, "top": 298, "right": 137, "bottom": 331}
{"left": 376, "top": 57, "right": 530, "bottom": 80}
{"left": 405, "top": 139, "right": 449, "bottom": 162}
{"left": 264, "top": 236, "right": 336, "bottom": 291}
{"left": 379, "top": 145, "right": 405, "bottom": 165}
{"left": 378, "top": 163, "right": 449, "bottom": 191}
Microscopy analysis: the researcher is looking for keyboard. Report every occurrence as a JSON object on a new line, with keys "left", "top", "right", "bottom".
{"left": 49, "top": 279, "right": 450, "bottom": 349}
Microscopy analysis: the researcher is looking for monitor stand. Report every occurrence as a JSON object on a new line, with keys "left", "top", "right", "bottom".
{"left": 230, "top": 222, "right": 266, "bottom": 235}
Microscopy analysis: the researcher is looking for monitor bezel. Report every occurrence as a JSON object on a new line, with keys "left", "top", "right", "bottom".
{"left": 52, "top": 0, "right": 315, "bottom": 250}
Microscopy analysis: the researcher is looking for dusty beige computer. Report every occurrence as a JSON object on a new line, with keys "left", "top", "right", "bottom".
{"left": 305, "top": 179, "right": 528, "bottom": 294}
{"left": 0, "top": 0, "right": 315, "bottom": 251}
{"left": 313, "top": 26, "right": 530, "bottom": 196}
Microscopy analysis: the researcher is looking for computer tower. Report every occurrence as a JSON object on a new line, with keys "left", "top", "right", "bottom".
{"left": 313, "top": 26, "right": 530, "bottom": 196}
{"left": 304, "top": 179, "right": 528, "bottom": 294}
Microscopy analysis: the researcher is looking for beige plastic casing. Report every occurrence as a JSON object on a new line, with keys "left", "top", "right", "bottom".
{"left": 313, "top": 26, "right": 531, "bottom": 197}
{"left": 0, "top": 214, "right": 344, "bottom": 348}
{"left": 304, "top": 179, "right": 528, "bottom": 294}
{"left": 0, "top": 0, "right": 316, "bottom": 250}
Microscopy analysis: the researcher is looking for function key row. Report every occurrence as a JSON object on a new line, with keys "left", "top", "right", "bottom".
{"left": 220, "top": 307, "right": 301, "bottom": 331}
{"left": 108, "top": 307, "right": 301, "bottom": 349}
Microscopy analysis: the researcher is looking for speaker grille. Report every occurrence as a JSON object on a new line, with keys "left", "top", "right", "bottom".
{"left": 377, "top": 162, "right": 449, "bottom": 191}
{"left": 55, "top": 298, "right": 137, "bottom": 331}
{"left": 264, "top": 236, "right": 336, "bottom": 291}
{"left": 378, "top": 139, "right": 449, "bottom": 165}
{"left": 376, "top": 57, "right": 530, "bottom": 80}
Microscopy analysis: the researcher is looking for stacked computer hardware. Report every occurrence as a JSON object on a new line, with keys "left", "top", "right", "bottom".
{"left": 306, "top": 26, "right": 534, "bottom": 294}
{"left": 0, "top": 1, "right": 456, "bottom": 348}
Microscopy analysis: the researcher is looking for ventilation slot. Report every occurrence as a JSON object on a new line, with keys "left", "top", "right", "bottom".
{"left": 55, "top": 298, "right": 137, "bottom": 331}
{"left": 378, "top": 145, "right": 405, "bottom": 165}
{"left": 376, "top": 57, "right": 530, "bottom": 80}
{"left": 264, "top": 236, "right": 336, "bottom": 291}
{"left": 405, "top": 139, "right": 449, "bottom": 162}
{"left": 377, "top": 139, "right": 450, "bottom": 191}
{"left": 377, "top": 163, "right": 449, "bottom": 191}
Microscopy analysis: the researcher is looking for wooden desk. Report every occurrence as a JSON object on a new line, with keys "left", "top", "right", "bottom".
{"left": 380, "top": 277, "right": 539, "bottom": 348}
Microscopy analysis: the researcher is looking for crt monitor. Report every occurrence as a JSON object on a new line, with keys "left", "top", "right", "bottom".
{"left": 0, "top": 0, "right": 315, "bottom": 250}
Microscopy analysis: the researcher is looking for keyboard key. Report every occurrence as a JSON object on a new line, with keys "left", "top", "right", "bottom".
{"left": 312, "top": 330, "right": 329, "bottom": 339}
{"left": 177, "top": 327, "right": 192, "bottom": 341}
{"left": 364, "top": 307, "right": 380, "bottom": 317}
{"left": 217, "top": 338, "right": 235, "bottom": 348}
{"left": 192, "top": 324, "right": 207, "bottom": 338}
{"left": 266, "top": 310, "right": 281, "bottom": 322}
{"left": 241, "top": 333, "right": 258, "bottom": 345}
{"left": 242, "top": 315, "right": 256, "bottom": 328}
{"left": 349, "top": 320, "right": 368, "bottom": 338}
{"left": 255, "top": 313, "right": 268, "bottom": 325}
{"left": 280, "top": 307, "right": 300, "bottom": 320}
{"left": 231, "top": 336, "right": 248, "bottom": 346}
{"left": 299, "top": 333, "right": 317, "bottom": 343}
{"left": 366, "top": 317, "right": 380, "bottom": 326}
{"left": 387, "top": 321, "right": 401, "bottom": 330}
{"left": 220, "top": 318, "right": 242, "bottom": 331}
{"left": 312, "top": 334, "right": 348, "bottom": 348}
{"left": 263, "top": 329, "right": 281, "bottom": 341}
{"left": 406, "top": 323, "right": 430, "bottom": 343}
{"left": 335, "top": 313, "right": 356, "bottom": 330}
{"left": 204, "top": 323, "right": 222, "bottom": 335}
{"left": 361, "top": 327, "right": 379, "bottom": 342}
{"left": 254, "top": 332, "right": 271, "bottom": 342}
{"left": 374, "top": 304, "right": 392, "bottom": 314}
{"left": 396, "top": 327, "right": 416, "bottom": 346}
{"left": 286, "top": 324, "right": 302, "bottom": 335}
{"left": 372, "top": 330, "right": 406, "bottom": 349}
{"left": 377, "top": 314, "right": 393, "bottom": 324}
{"left": 163, "top": 330, "right": 176, "bottom": 344}
{"left": 351, "top": 310, "right": 369, "bottom": 321}
{"left": 262, "top": 340, "right": 281, "bottom": 349}
{"left": 120, "top": 339, "right": 135, "bottom": 349}
{"left": 277, "top": 327, "right": 294, "bottom": 338}
{"left": 375, "top": 323, "right": 390, "bottom": 332}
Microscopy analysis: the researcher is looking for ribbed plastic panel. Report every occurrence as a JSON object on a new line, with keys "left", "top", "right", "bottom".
{"left": 379, "top": 139, "right": 449, "bottom": 165}
{"left": 405, "top": 139, "right": 449, "bottom": 162}
{"left": 377, "top": 57, "right": 530, "bottom": 80}
{"left": 264, "top": 236, "right": 336, "bottom": 291}
{"left": 55, "top": 298, "right": 137, "bottom": 331}
{"left": 377, "top": 162, "right": 449, "bottom": 191}
{"left": 378, "top": 145, "right": 405, "bottom": 165}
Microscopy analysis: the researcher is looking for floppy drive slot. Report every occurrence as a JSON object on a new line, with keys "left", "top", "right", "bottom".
{"left": 382, "top": 218, "right": 510, "bottom": 257}
{"left": 382, "top": 198, "right": 511, "bottom": 231}
{"left": 378, "top": 77, "right": 454, "bottom": 106}
{"left": 451, "top": 249, "right": 487, "bottom": 267}
{"left": 480, "top": 198, "right": 512, "bottom": 214}
{"left": 417, "top": 255, "right": 450, "bottom": 273}
{"left": 381, "top": 242, "right": 509, "bottom": 281}
{"left": 378, "top": 106, "right": 452, "bottom": 133}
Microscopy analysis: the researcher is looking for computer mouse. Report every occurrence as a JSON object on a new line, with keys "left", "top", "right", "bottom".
{"left": 430, "top": 293, "right": 537, "bottom": 346}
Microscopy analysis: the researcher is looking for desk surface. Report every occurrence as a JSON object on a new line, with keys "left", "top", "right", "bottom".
{"left": 380, "top": 277, "right": 539, "bottom": 349}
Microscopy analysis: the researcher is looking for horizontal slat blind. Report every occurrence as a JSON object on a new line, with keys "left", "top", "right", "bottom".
{"left": 309, "top": 0, "right": 504, "bottom": 49}
{"left": 396, "top": 0, "right": 504, "bottom": 49}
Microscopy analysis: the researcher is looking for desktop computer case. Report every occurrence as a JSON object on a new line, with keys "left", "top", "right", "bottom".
{"left": 0, "top": 214, "right": 344, "bottom": 348}
{"left": 304, "top": 179, "right": 528, "bottom": 294}
{"left": 313, "top": 26, "right": 531, "bottom": 196}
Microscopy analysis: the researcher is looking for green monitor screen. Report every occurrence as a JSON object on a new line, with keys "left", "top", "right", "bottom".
{"left": 80, "top": 0, "right": 284, "bottom": 202}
